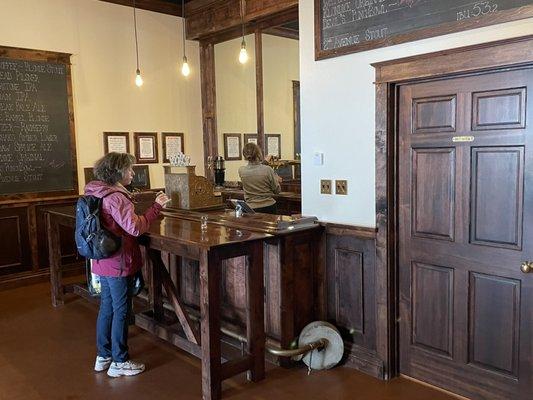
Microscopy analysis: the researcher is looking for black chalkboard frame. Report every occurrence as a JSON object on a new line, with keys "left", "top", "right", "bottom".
{"left": 315, "top": 1, "right": 533, "bottom": 60}
{"left": 0, "top": 45, "right": 78, "bottom": 201}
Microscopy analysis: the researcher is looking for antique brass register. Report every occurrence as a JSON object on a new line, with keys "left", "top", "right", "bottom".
{"left": 164, "top": 165, "right": 222, "bottom": 210}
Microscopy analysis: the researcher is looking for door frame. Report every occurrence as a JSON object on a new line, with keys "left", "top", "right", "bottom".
{"left": 372, "top": 34, "right": 533, "bottom": 379}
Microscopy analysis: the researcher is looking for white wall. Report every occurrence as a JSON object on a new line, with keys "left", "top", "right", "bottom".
{"left": 0, "top": 0, "right": 203, "bottom": 190}
{"left": 215, "top": 35, "right": 257, "bottom": 181}
{"left": 299, "top": 0, "right": 533, "bottom": 227}
{"left": 263, "top": 34, "right": 300, "bottom": 161}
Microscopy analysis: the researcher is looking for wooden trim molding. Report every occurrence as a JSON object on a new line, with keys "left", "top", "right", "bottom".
{"left": 373, "top": 34, "right": 533, "bottom": 83}
{"left": 373, "top": 34, "right": 533, "bottom": 379}
{"left": 321, "top": 222, "right": 377, "bottom": 240}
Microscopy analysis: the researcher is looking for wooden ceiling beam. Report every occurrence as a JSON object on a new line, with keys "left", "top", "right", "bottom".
{"left": 185, "top": 0, "right": 298, "bottom": 41}
{"left": 98, "top": 0, "right": 182, "bottom": 17}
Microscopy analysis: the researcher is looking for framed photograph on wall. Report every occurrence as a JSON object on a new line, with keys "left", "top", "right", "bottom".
{"left": 131, "top": 165, "right": 150, "bottom": 190}
{"left": 84, "top": 167, "right": 95, "bottom": 185}
{"left": 162, "top": 132, "right": 184, "bottom": 163}
{"left": 134, "top": 132, "right": 158, "bottom": 163}
{"left": 244, "top": 133, "right": 258, "bottom": 145}
{"left": 103, "top": 132, "right": 130, "bottom": 154}
{"left": 223, "top": 134, "right": 242, "bottom": 161}
{"left": 265, "top": 133, "right": 281, "bottom": 158}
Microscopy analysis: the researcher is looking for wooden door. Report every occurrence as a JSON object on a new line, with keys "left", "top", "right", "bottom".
{"left": 399, "top": 68, "right": 533, "bottom": 400}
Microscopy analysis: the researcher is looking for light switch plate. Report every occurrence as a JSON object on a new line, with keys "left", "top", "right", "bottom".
{"left": 335, "top": 180, "right": 348, "bottom": 195}
{"left": 313, "top": 152, "right": 324, "bottom": 165}
{"left": 320, "top": 179, "right": 332, "bottom": 194}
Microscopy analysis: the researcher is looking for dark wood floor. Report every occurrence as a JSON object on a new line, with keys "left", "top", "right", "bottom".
{"left": 0, "top": 281, "right": 460, "bottom": 400}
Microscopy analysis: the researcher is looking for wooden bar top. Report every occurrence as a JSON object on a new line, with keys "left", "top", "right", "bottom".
{"left": 47, "top": 205, "right": 271, "bottom": 250}
{"left": 162, "top": 208, "right": 319, "bottom": 235}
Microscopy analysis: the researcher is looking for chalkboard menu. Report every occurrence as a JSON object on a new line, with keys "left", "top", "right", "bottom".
{"left": 0, "top": 46, "right": 77, "bottom": 198}
{"left": 315, "top": 0, "right": 533, "bottom": 60}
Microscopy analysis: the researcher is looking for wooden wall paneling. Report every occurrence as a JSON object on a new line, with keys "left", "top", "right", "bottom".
{"left": 0, "top": 206, "right": 31, "bottom": 275}
{"left": 255, "top": 31, "right": 265, "bottom": 152}
{"left": 200, "top": 42, "right": 218, "bottom": 180}
{"left": 324, "top": 224, "right": 383, "bottom": 378}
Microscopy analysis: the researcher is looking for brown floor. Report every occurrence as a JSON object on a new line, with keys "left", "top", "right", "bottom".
{"left": 0, "top": 281, "right": 459, "bottom": 400}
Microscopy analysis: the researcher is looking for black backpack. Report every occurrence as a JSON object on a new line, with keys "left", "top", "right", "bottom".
{"left": 75, "top": 193, "right": 121, "bottom": 260}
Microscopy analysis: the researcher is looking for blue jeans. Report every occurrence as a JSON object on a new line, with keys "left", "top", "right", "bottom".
{"left": 96, "top": 276, "right": 132, "bottom": 362}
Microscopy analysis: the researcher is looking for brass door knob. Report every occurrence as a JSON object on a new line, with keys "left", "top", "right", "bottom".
{"left": 520, "top": 261, "right": 533, "bottom": 273}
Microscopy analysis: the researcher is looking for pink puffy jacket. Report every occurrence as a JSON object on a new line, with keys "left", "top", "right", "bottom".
{"left": 84, "top": 181, "right": 162, "bottom": 277}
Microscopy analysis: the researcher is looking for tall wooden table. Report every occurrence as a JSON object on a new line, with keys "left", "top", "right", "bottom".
{"left": 46, "top": 206, "right": 270, "bottom": 400}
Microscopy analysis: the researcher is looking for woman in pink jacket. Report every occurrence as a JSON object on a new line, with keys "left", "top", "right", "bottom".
{"left": 85, "top": 152, "right": 169, "bottom": 377}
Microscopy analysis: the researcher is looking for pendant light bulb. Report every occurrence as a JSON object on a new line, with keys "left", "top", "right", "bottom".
{"left": 181, "top": 56, "right": 190, "bottom": 77}
{"left": 135, "top": 69, "right": 143, "bottom": 87}
{"left": 239, "top": 40, "right": 248, "bottom": 64}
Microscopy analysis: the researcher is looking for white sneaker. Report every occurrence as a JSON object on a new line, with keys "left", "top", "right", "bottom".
{"left": 94, "top": 356, "right": 112, "bottom": 372}
{"left": 107, "top": 360, "right": 145, "bottom": 377}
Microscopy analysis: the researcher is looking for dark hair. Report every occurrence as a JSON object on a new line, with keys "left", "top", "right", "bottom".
{"left": 93, "top": 152, "right": 136, "bottom": 185}
{"left": 243, "top": 142, "right": 263, "bottom": 162}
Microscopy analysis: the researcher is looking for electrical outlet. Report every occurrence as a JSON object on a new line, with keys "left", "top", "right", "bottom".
{"left": 320, "top": 179, "right": 332, "bottom": 194}
{"left": 335, "top": 180, "right": 348, "bottom": 195}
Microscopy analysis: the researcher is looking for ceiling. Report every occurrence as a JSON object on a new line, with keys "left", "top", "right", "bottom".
{"left": 98, "top": 0, "right": 195, "bottom": 17}
{"left": 98, "top": 0, "right": 299, "bottom": 38}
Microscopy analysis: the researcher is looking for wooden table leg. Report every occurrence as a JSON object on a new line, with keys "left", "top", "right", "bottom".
{"left": 246, "top": 241, "right": 265, "bottom": 382}
{"left": 147, "top": 249, "right": 164, "bottom": 321}
{"left": 200, "top": 249, "right": 221, "bottom": 400}
{"left": 47, "top": 213, "right": 64, "bottom": 307}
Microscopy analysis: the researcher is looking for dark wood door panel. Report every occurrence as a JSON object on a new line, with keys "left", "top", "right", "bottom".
{"left": 470, "top": 146, "right": 524, "bottom": 249}
{"left": 412, "top": 95, "right": 457, "bottom": 134}
{"left": 411, "top": 148, "right": 456, "bottom": 241}
{"left": 399, "top": 68, "right": 532, "bottom": 400}
{"left": 0, "top": 207, "right": 31, "bottom": 275}
{"left": 411, "top": 262, "right": 454, "bottom": 358}
{"left": 472, "top": 87, "right": 526, "bottom": 131}
{"left": 468, "top": 272, "right": 520, "bottom": 378}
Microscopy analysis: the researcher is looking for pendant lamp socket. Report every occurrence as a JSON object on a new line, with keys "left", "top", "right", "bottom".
{"left": 135, "top": 69, "right": 143, "bottom": 87}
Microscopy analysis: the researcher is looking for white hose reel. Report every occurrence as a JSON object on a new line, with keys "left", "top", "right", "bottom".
{"left": 269, "top": 321, "right": 344, "bottom": 373}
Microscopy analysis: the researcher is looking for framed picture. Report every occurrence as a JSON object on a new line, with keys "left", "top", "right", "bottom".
{"left": 84, "top": 167, "right": 95, "bottom": 184}
{"left": 134, "top": 132, "right": 158, "bottom": 163}
{"left": 223, "top": 133, "right": 242, "bottom": 161}
{"left": 265, "top": 133, "right": 281, "bottom": 158}
{"left": 244, "top": 133, "right": 258, "bottom": 145}
{"left": 162, "top": 132, "right": 184, "bottom": 163}
{"left": 103, "top": 132, "right": 130, "bottom": 154}
{"left": 131, "top": 165, "right": 150, "bottom": 190}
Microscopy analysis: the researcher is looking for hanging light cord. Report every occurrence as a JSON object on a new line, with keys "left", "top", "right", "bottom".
{"left": 182, "top": 0, "right": 186, "bottom": 57}
{"left": 241, "top": 0, "right": 245, "bottom": 43}
{"left": 133, "top": 0, "right": 140, "bottom": 70}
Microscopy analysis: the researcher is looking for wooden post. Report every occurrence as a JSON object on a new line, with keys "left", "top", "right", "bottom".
{"left": 246, "top": 240, "right": 265, "bottom": 381}
{"left": 200, "top": 249, "right": 221, "bottom": 400}
{"left": 148, "top": 249, "right": 164, "bottom": 321}
{"left": 47, "top": 213, "right": 64, "bottom": 307}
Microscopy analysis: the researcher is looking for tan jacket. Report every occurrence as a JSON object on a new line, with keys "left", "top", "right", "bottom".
{"left": 238, "top": 162, "right": 281, "bottom": 208}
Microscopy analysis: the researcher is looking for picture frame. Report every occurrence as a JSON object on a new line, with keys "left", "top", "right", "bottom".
{"left": 131, "top": 165, "right": 151, "bottom": 190}
{"left": 265, "top": 133, "right": 281, "bottom": 158}
{"left": 134, "top": 132, "right": 158, "bottom": 163}
{"left": 244, "top": 133, "right": 258, "bottom": 145}
{"left": 162, "top": 132, "right": 185, "bottom": 163}
{"left": 103, "top": 132, "right": 130, "bottom": 154}
{"left": 84, "top": 167, "right": 95, "bottom": 184}
{"left": 223, "top": 133, "right": 242, "bottom": 161}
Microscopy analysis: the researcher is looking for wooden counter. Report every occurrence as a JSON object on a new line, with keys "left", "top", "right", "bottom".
{"left": 161, "top": 208, "right": 322, "bottom": 365}
{"left": 218, "top": 189, "right": 301, "bottom": 215}
{"left": 47, "top": 206, "right": 270, "bottom": 400}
